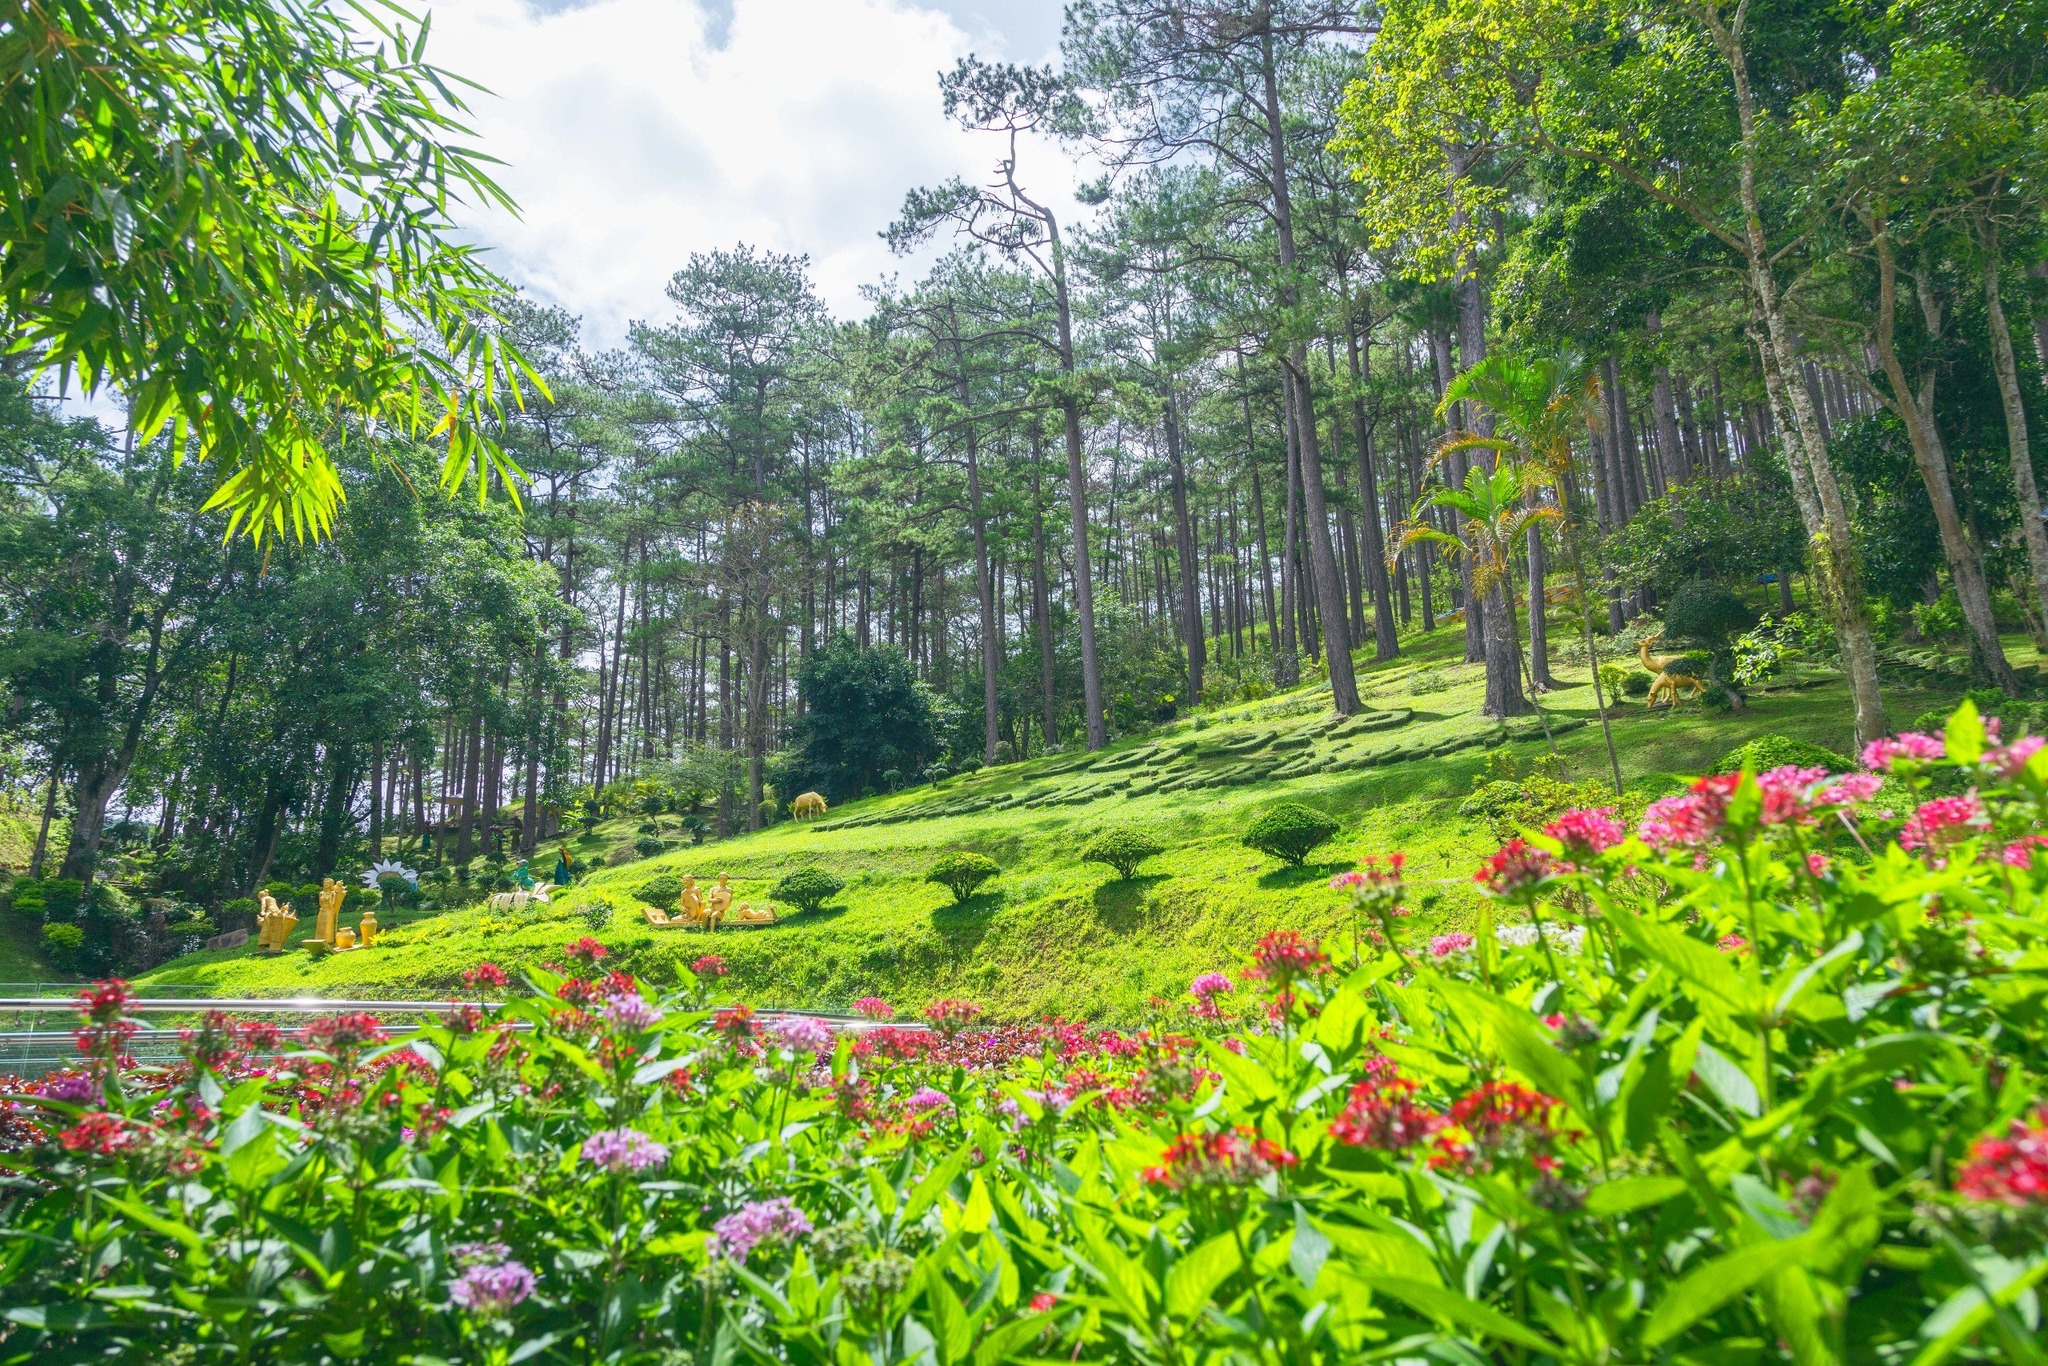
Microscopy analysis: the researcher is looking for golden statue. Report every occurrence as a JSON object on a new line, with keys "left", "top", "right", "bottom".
{"left": 706, "top": 874, "right": 734, "bottom": 928}
{"left": 358, "top": 909, "right": 378, "bottom": 947}
{"left": 679, "top": 876, "right": 708, "bottom": 926}
{"left": 256, "top": 891, "right": 298, "bottom": 952}
{"left": 791, "top": 791, "right": 828, "bottom": 821}
{"left": 313, "top": 877, "right": 346, "bottom": 946}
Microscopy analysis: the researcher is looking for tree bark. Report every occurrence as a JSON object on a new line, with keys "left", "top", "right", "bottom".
{"left": 1983, "top": 232, "right": 2048, "bottom": 649}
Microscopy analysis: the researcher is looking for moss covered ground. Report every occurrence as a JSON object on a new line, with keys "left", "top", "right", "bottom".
{"left": 128, "top": 621, "right": 1984, "bottom": 1021}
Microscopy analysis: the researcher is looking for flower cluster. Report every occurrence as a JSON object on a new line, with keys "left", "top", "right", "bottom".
{"left": 709, "top": 1198, "right": 813, "bottom": 1261}
{"left": 448, "top": 1243, "right": 534, "bottom": 1316}
{"left": 923, "top": 999, "right": 984, "bottom": 1035}
{"left": 1954, "top": 1106, "right": 2048, "bottom": 1208}
{"left": 580, "top": 1127, "right": 669, "bottom": 1173}
{"left": 1900, "top": 792, "right": 1990, "bottom": 860}
{"left": 1541, "top": 807, "right": 1624, "bottom": 863}
{"left": 1428, "top": 932, "right": 1476, "bottom": 959}
{"left": 1241, "top": 930, "right": 1329, "bottom": 990}
{"left": 1428, "top": 1082, "right": 1568, "bottom": 1175}
{"left": 1141, "top": 1127, "right": 1297, "bottom": 1190}
{"left": 1474, "top": 838, "right": 1558, "bottom": 897}
{"left": 564, "top": 937, "right": 609, "bottom": 966}
{"left": 1331, "top": 852, "right": 1407, "bottom": 913}
{"left": 1330, "top": 1070, "right": 1437, "bottom": 1151}
{"left": 601, "top": 992, "right": 664, "bottom": 1033}
{"left": 462, "top": 962, "right": 509, "bottom": 992}
{"left": 691, "top": 954, "right": 728, "bottom": 979}
{"left": 771, "top": 1014, "right": 836, "bottom": 1055}
{"left": 852, "top": 996, "right": 893, "bottom": 1020}
{"left": 1862, "top": 732, "right": 1946, "bottom": 771}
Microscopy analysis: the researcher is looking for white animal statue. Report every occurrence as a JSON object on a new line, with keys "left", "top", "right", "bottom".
{"left": 486, "top": 886, "right": 552, "bottom": 914}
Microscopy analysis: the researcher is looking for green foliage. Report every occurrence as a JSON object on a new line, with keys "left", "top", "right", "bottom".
{"left": 38, "top": 921, "right": 83, "bottom": 968}
{"left": 773, "top": 867, "right": 845, "bottom": 915}
{"left": 925, "top": 850, "right": 999, "bottom": 905}
{"left": 632, "top": 835, "right": 665, "bottom": 859}
{"left": 6, "top": 879, "right": 45, "bottom": 920}
{"left": 1240, "top": 802, "right": 1340, "bottom": 866}
{"left": 1459, "top": 773, "right": 1620, "bottom": 842}
{"left": 1660, "top": 580, "right": 1755, "bottom": 646}
{"left": 1601, "top": 470, "right": 1808, "bottom": 598}
{"left": 1719, "top": 734, "right": 1853, "bottom": 775}
{"left": 632, "top": 875, "right": 684, "bottom": 909}
{"left": 579, "top": 902, "right": 612, "bottom": 931}
{"left": 1082, "top": 829, "right": 1164, "bottom": 880}
{"left": 786, "top": 636, "right": 942, "bottom": 805}
{"left": 1618, "top": 670, "right": 1651, "bottom": 698}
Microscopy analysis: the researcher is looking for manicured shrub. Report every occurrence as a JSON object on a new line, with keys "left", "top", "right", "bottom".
{"left": 1082, "top": 830, "right": 1164, "bottom": 880}
{"left": 925, "top": 851, "right": 998, "bottom": 905}
{"left": 1619, "top": 670, "right": 1651, "bottom": 698}
{"left": 39, "top": 878, "right": 84, "bottom": 918}
{"left": 7, "top": 879, "right": 46, "bottom": 920}
{"left": 632, "top": 834, "right": 665, "bottom": 859}
{"left": 579, "top": 901, "right": 612, "bottom": 931}
{"left": 1718, "top": 734, "right": 1852, "bottom": 775}
{"left": 1240, "top": 802, "right": 1340, "bottom": 866}
{"left": 39, "top": 922, "right": 83, "bottom": 969}
{"left": 633, "top": 874, "right": 684, "bottom": 908}
{"left": 1662, "top": 579, "right": 1753, "bottom": 644}
{"left": 773, "top": 867, "right": 845, "bottom": 915}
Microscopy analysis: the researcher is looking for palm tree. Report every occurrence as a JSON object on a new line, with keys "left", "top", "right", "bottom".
{"left": 1390, "top": 461, "right": 1562, "bottom": 748}
{"left": 1439, "top": 350, "right": 1624, "bottom": 796}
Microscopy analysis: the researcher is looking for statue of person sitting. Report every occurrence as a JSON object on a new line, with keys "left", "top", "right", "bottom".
{"left": 678, "top": 875, "right": 707, "bottom": 926}
{"left": 705, "top": 874, "right": 734, "bottom": 928}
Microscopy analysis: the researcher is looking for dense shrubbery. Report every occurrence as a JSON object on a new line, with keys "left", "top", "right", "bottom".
{"left": 3, "top": 704, "right": 2047, "bottom": 1363}
{"left": 1081, "top": 829, "right": 1164, "bottom": 879}
{"left": 1241, "top": 801, "right": 1340, "bottom": 866}
{"left": 1720, "top": 733, "right": 1854, "bottom": 776}
{"left": 924, "top": 851, "right": 998, "bottom": 905}
{"left": 772, "top": 867, "right": 845, "bottom": 915}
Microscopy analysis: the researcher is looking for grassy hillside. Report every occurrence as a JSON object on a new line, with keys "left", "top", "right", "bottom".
{"left": 138, "top": 625, "right": 1965, "bottom": 1020}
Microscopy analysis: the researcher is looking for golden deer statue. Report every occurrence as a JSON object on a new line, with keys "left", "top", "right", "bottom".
{"left": 1640, "top": 633, "right": 1707, "bottom": 710}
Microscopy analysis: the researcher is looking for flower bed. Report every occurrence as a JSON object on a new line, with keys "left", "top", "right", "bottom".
{"left": 2, "top": 703, "right": 2044, "bottom": 1362}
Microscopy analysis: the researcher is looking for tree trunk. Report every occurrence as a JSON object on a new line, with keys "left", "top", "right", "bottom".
{"left": 1032, "top": 429, "right": 1058, "bottom": 753}
{"left": 1344, "top": 304, "right": 1399, "bottom": 660}
{"left": 1163, "top": 385, "right": 1206, "bottom": 705}
{"left": 1983, "top": 234, "right": 2048, "bottom": 647}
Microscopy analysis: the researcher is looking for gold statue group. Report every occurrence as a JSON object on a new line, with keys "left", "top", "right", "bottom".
{"left": 254, "top": 878, "right": 378, "bottom": 954}
{"left": 643, "top": 874, "right": 776, "bottom": 931}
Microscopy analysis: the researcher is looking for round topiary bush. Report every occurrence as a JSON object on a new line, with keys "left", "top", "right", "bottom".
{"left": 1082, "top": 829, "right": 1164, "bottom": 880}
{"left": 1241, "top": 802, "right": 1341, "bottom": 867}
{"left": 774, "top": 867, "right": 845, "bottom": 915}
{"left": 926, "top": 851, "right": 999, "bottom": 906}
{"left": 1717, "top": 734, "right": 1853, "bottom": 775}
{"left": 1663, "top": 580, "right": 1754, "bottom": 646}
{"left": 632, "top": 834, "right": 665, "bottom": 859}
{"left": 633, "top": 874, "right": 684, "bottom": 908}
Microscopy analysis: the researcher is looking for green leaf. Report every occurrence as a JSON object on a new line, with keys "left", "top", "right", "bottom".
{"left": 1586, "top": 1176, "right": 1690, "bottom": 1217}
{"left": 1644, "top": 1236, "right": 1816, "bottom": 1347}
{"left": 1165, "top": 1233, "right": 1239, "bottom": 1318}
{"left": 1692, "top": 1041, "right": 1762, "bottom": 1118}
{"left": 1290, "top": 1204, "right": 1331, "bottom": 1289}
{"left": 1436, "top": 979, "right": 1582, "bottom": 1110}
{"left": 1352, "top": 1274, "right": 1565, "bottom": 1353}
{"left": 1944, "top": 699, "right": 1984, "bottom": 764}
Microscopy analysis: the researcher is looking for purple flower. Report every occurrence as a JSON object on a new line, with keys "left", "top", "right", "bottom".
{"left": 771, "top": 1015, "right": 836, "bottom": 1055}
{"left": 1188, "top": 972, "right": 1233, "bottom": 1002}
{"left": 708, "top": 1197, "right": 813, "bottom": 1261}
{"left": 581, "top": 1128, "right": 670, "bottom": 1173}
{"left": 450, "top": 1260, "right": 535, "bottom": 1315}
{"left": 905, "top": 1086, "right": 953, "bottom": 1114}
{"left": 602, "top": 993, "right": 664, "bottom": 1032}
{"left": 37, "top": 1072, "right": 99, "bottom": 1105}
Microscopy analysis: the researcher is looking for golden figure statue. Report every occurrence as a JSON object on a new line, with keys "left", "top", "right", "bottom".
{"left": 358, "top": 909, "right": 378, "bottom": 947}
{"left": 256, "top": 891, "right": 298, "bottom": 952}
{"left": 678, "top": 876, "right": 707, "bottom": 926}
{"left": 314, "top": 877, "right": 346, "bottom": 946}
{"left": 706, "top": 874, "right": 734, "bottom": 928}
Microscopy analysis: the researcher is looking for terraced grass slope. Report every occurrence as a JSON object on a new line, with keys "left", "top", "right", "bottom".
{"left": 138, "top": 629, "right": 1960, "bottom": 1021}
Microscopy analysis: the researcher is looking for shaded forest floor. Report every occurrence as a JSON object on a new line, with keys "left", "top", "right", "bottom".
{"left": 128, "top": 621, "right": 1985, "bottom": 1021}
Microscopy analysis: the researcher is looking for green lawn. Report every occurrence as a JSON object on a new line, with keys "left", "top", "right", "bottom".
{"left": 133, "top": 622, "right": 1965, "bottom": 1021}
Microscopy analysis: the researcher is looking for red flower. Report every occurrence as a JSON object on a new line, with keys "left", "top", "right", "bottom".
{"left": 923, "top": 999, "right": 984, "bottom": 1036}
{"left": 1142, "top": 1127, "right": 1296, "bottom": 1190}
{"left": 1330, "top": 1072, "right": 1438, "bottom": 1151}
{"left": 564, "top": 937, "right": 609, "bottom": 966}
{"left": 1243, "top": 930, "right": 1329, "bottom": 989}
{"left": 57, "top": 1111, "right": 137, "bottom": 1156}
{"left": 1428, "top": 1082, "right": 1568, "bottom": 1174}
{"left": 1955, "top": 1106, "right": 2048, "bottom": 1207}
{"left": 713, "top": 1004, "right": 759, "bottom": 1044}
{"left": 78, "top": 979, "right": 134, "bottom": 1024}
{"left": 1474, "top": 839, "right": 1558, "bottom": 897}
{"left": 462, "top": 963, "right": 509, "bottom": 991}
{"left": 691, "top": 954, "right": 728, "bottom": 979}
{"left": 304, "top": 1012, "right": 387, "bottom": 1053}
{"left": 1027, "top": 1291, "right": 1058, "bottom": 1313}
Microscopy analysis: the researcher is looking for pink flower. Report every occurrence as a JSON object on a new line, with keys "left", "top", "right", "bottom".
{"left": 1639, "top": 773, "right": 1738, "bottom": 850}
{"left": 708, "top": 1198, "right": 813, "bottom": 1260}
{"left": 1332, "top": 854, "right": 1408, "bottom": 916}
{"left": 462, "top": 963, "right": 509, "bottom": 991}
{"left": 1862, "top": 733, "right": 1946, "bottom": 771}
{"left": 1717, "top": 934, "right": 1749, "bottom": 955}
{"left": 922, "top": 999, "right": 984, "bottom": 1035}
{"left": 1028, "top": 1291, "right": 1058, "bottom": 1313}
{"left": 1330, "top": 1070, "right": 1438, "bottom": 1150}
{"left": 1756, "top": 766, "right": 1827, "bottom": 826}
{"left": 1474, "top": 839, "right": 1558, "bottom": 896}
{"left": 2002, "top": 835, "right": 2048, "bottom": 869}
{"left": 1243, "top": 930, "right": 1329, "bottom": 986}
{"left": 1542, "top": 808, "right": 1624, "bottom": 862}
{"left": 1189, "top": 972, "right": 1234, "bottom": 1003}
{"left": 581, "top": 1128, "right": 669, "bottom": 1173}
{"left": 1141, "top": 1128, "right": 1296, "bottom": 1189}
{"left": 1955, "top": 1106, "right": 2048, "bottom": 1207}
{"left": 1983, "top": 735, "right": 2045, "bottom": 779}
{"left": 771, "top": 1015, "right": 835, "bottom": 1055}
{"left": 1900, "top": 792, "right": 1990, "bottom": 857}
{"left": 1806, "top": 852, "right": 1830, "bottom": 878}
{"left": 564, "top": 937, "right": 608, "bottom": 966}
{"left": 904, "top": 1086, "right": 953, "bottom": 1114}
{"left": 691, "top": 954, "right": 728, "bottom": 979}
{"left": 449, "top": 1258, "right": 534, "bottom": 1316}
{"left": 1429, "top": 932, "right": 1477, "bottom": 959}
{"left": 1815, "top": 772, "right": 1883, "bottom": 806}
{"left": 852, "top": 996, "right": 893, "bottom": 1020}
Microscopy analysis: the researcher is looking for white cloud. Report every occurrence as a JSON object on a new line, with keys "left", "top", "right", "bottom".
{"left": 426, "top": 0, "right": 1085, "bottom": 347}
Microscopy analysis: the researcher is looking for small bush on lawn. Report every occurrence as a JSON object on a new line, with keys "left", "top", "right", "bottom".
{"left": 578, "top": 901, "right": 613, "bottom": 931}
{"left": 773, "top": 867, "right": 845, "bottom": 915}
{"left": 633, "top": 874, "right": 684, "bottom": 908}
{"left": 631, "top": 834, "right": 665, "bottom": 859}
{"left": 1719, "top": 733, "right": 1852, "bottom": 775}
{"left": 1619, "top": 669, "right": 1651, "bottom": 697}
{"left": 39, "top": 922, "right": 83, "bottom": 969}
{"left": 1083, "top": 830, "right": 1164, "bottom": 880}
{"left": 926, "top": 851, "right": 998, "bottom": 905}
{"left": 11, "top": 700, "right": 2048, "bottom": 1364}
{"left": 1240, "top": 802, "right": 1340, "bottom": 866}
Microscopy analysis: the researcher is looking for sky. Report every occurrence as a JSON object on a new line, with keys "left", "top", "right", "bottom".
{"left": 427, "top": 0, "right": 1079, "bottom": 350}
